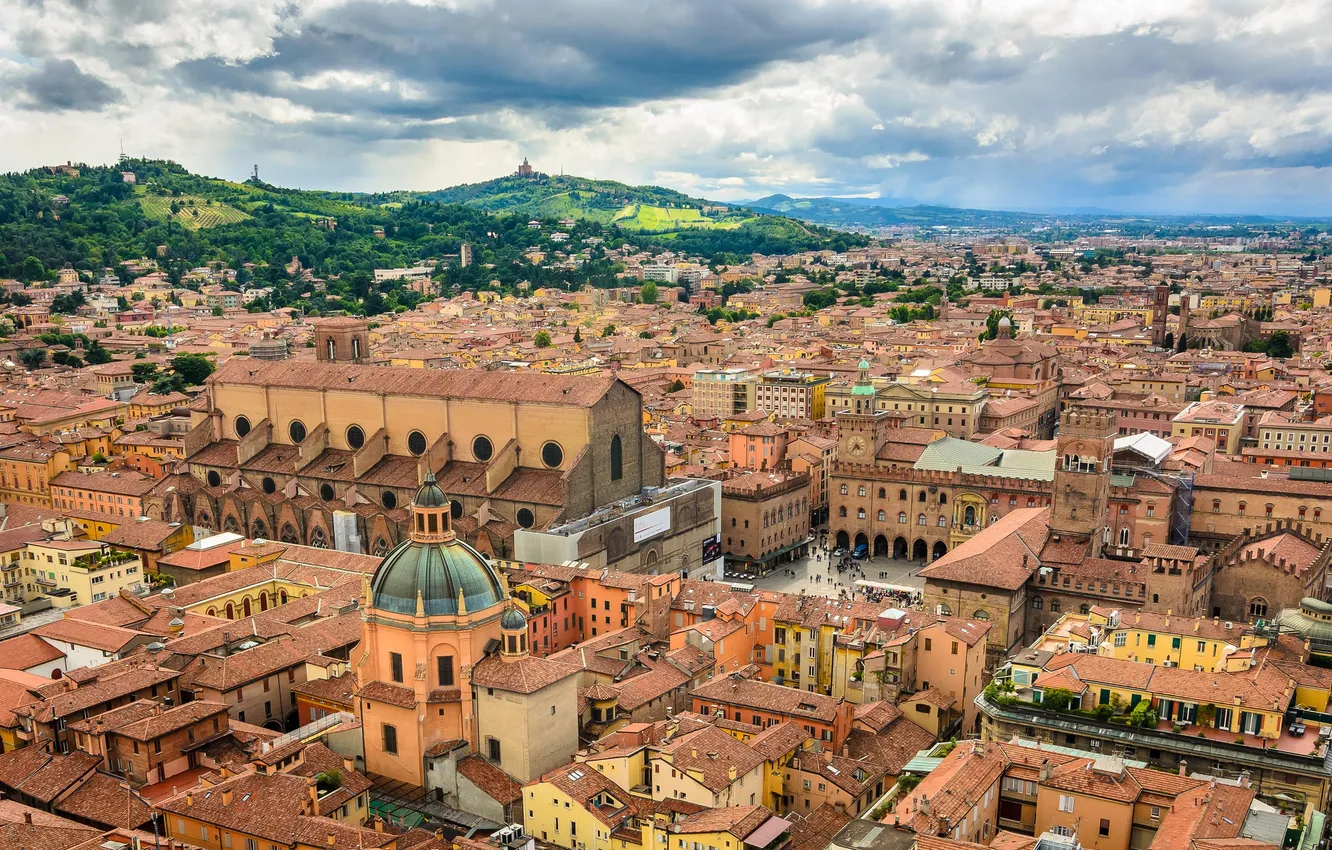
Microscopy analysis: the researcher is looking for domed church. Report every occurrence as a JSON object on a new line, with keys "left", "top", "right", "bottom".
{"left": 356, "top": 473, "right": 578, "bottom": 791}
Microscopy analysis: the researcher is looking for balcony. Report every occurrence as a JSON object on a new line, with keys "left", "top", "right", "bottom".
{"left": 73, "top": 550, "right": 138, "bottom": 571}
{"left": 977, "top": 692, "right": 1329, "bottom": 778}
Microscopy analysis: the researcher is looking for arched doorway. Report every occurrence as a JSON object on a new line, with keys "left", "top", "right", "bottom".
{"left": 835, "top": 530, "right": 850, "bottom": 550}
{"left": 874, "top": 535, "right": 889, "bottom": 557}
{"left": 242, "top": 598, "right": 252, "bottom": 617}
{"left": 933, "top": 541, "right": 947, "bottom": 560}
{"left": 912, "top": 539, "right": 927, "bottom": 560}
{"left": 225, "top": 602, "right": 235, "bottom": 619}
{"left": 854, "top": 532, "right": 869, "bottom": 553}
{"left": 259, "top": 592, "right": 268, "bottom": 611}
{"left": 893, "top": 537, "right": 908, "bottom": 559}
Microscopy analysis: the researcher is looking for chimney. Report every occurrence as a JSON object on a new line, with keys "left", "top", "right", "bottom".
{"left": 728, "top": 765, "right": 737, "bottom": 781}
{"left": 23, "top": 812, "right": 32, "bottom": 825}
{"left": 1178, "top": 758, "right": 1187, "bottom": 777}
{"left": 326, "top": 833, "right": 336, "bottom": 847}
{"left": 308, "top": 777, "right": 320, "bottom": 816}
{"left": 374, "top": 817, "right": 385, "bottom": 833}
{"left": 342, "top": 756, "right": 355, "bottom": 773}
{"left": 920, "top": 794, "right": 931, "bottom": 817}
{"left": 823, "top": 748, "right": 833, "bottom": 763}
{"left": 186, "top": 792, "right": 194, "bottom": 807}
{"left": 221, "top": 789, "right": 233, "bottom": 807}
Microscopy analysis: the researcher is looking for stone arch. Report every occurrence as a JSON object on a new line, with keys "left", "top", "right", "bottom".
{"left": 835, "top": 530, "right": 850, "bottom": 550}
{"left": 912, "top": 539, "right": 927, "bottom": 560}
{"left": 607, "top": 527, "right": 628, "bottom": 559}
{"left": 309, "top": 527, "right": 328, "bottom": 549}
{"left": 677, "top": 502, "right": 697, "bottom": 530}
{"left": 874, "top": 535, "right": 889, "bottom": 557}
{"left": 223, "top": 515, "right": 240, "bottom": 533}
{"left": 280, "top": 523, "right": 300, "bottom": 544}
{"left": 932, "top": 541, "right": 947, "bottom": 560}
{"left": 894, "top": 536, "right": 908, "bottom": 559}
{"left": 251, "top": 518, "right": 268, "bottom": 539}
{"left": 372, "top": 537, "right": 390, "bottom": 556}
{"left": 854, "top": 532, "right": 868, "bottom": 552}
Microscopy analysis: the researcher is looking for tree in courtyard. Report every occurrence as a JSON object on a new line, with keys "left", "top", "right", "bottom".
{"left": 19, "top": 348, "right": 46, "bottom": 369}
{"left": 170, "top": 353, "right": 215, "bottom": 387}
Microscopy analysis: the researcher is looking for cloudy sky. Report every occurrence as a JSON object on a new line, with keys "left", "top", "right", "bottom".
{"left": 3, "top": 0, "right": 1332, "bottom": 214}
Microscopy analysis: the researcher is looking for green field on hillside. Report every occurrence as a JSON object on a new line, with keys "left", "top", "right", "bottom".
{"left": 137, "top": 193, "right": 250, "bottom": 229}
{"left": 612, "top": 203, "right": 745, "bottom": 231}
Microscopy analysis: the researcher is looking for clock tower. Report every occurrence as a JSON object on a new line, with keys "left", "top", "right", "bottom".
{"left": 837, "top": 359, "right": 893, "bottom": 464}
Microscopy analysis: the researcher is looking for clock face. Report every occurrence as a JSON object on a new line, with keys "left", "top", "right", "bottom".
{"left": 847, "top": 435, "right": 867, "bottom": 457}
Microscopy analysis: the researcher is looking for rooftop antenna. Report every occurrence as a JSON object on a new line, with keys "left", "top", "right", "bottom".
{"left": 252, "top": 163, "right": 260, "bottom": 183}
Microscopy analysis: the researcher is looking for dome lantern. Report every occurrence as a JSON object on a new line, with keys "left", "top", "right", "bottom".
{"left": 410, "top": 471, "right": 453, "bottom": 544}
{"left": 369, "top": 471, "right": 505, "bottom": 617}
{"left": 500, "top": 605, "right": 529, "bottom": 658}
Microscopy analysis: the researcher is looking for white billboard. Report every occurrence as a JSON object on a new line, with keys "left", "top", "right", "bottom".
{"left": 633, "top": 507, "right": 672, "bottom": 543}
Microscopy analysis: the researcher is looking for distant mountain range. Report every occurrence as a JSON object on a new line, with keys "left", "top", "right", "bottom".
{"left": 743, "top": 194, "right": 1058, "bottom": 229}
{"left": 739, "top": 193, "right": 1331, "bottom": 231}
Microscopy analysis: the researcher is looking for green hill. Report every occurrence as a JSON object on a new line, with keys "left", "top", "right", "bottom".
{"left": 0, "top": 159, "right": 866, "bottom": 321}
{"left": 408, "top": 173, "right": 864, "bottom": 251}
{"left": 419, "top": 173, "right": 751, "bottom": 231}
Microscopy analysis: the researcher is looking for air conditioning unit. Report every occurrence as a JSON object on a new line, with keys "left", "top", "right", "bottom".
{"left": 1163, "top": 659, "right": 1176, "bottom": 667}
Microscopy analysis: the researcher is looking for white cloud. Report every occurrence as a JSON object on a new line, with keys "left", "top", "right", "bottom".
{"left": 0, "top": 0, "right": 1329, "bottom": 212}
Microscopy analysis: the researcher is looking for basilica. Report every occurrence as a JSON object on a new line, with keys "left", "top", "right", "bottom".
{"left": 355, "top": 472, "right": 579, "bottom": 794}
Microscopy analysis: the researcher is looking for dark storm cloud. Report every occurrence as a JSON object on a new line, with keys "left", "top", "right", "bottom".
{"left": 11, "top": 58, "right": 124, "bottom": 111}
{"left": 176, "top": 0, "right": 867, "bottom": 123}
{"left": 5, "top": 0, "right": 1332, "bottom": 212}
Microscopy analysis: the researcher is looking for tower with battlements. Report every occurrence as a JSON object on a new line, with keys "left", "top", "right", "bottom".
{"left": 1051, "top": 408, "right": 1115, "bottom": 554}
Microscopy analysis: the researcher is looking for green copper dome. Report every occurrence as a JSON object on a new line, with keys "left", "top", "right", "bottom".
{"left": 371, "top": 536, "right": 505, "bottom": 616}
{"left": 501, "top": 607, "right": 528, "bottom": 630}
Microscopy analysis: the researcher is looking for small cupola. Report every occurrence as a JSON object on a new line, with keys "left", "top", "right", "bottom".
{"left": 500, "top": 606, "right": 529, "bottom": 659}
{"left": 410, "top": 471, "right": 453, "bottom": 544}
